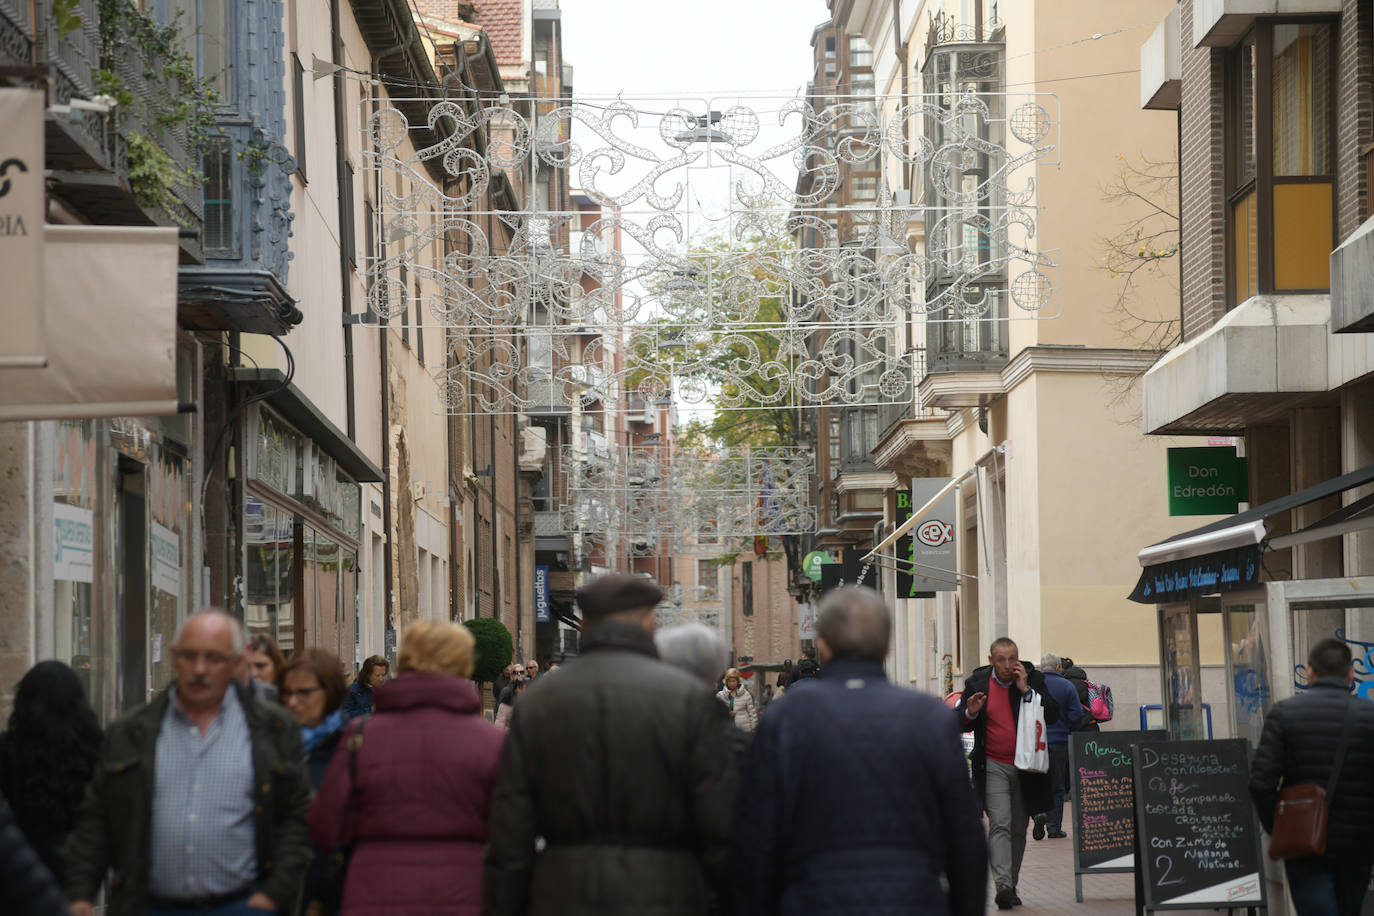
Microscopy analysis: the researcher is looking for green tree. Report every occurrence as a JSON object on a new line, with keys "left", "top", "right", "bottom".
{"left": 462, "top": 617, "right": 513, "bottom": 683}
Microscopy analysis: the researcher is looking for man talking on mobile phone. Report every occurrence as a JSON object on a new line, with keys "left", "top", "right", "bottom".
{"left": 955, "top": 638, "right": 1060, "bottom": 910}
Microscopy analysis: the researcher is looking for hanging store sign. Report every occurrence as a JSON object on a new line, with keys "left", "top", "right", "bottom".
{"left": 534, "top": 565, "right": 551, "bottom": 623}
{"left": 0, "top": 89, "right": 45, "bottom": 370}
{"left": 801, "top": 550, "right": 830, "bottom": 581}
{"left": 1127, "top": 545, "right": 1260, "bottom": 604}
{"left": 1167, "top": 447, "right": 1248, "bottom": 516}
{"left": 899, "top": 480, "right": 956, "bottom": 594}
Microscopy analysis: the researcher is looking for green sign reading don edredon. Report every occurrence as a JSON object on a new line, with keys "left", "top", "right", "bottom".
{"left": 1167, "top": 446, "right": 1248, "bottom": 516}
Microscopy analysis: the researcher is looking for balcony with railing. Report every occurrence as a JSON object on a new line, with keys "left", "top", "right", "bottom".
{"left": 872, "top": 346, "right": 952, "bottom": 476}
{"left": 32, "top": 0, "right": 205, "bottom": 261}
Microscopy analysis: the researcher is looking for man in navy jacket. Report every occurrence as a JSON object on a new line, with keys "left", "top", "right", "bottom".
{"left": 1033, "top": 653, "right": 1082, "bottom": 841}
{"left": 732, "top": 587, "right": 987, "bottom": 916}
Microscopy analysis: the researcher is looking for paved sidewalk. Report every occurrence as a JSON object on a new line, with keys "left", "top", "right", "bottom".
{"left": 990, "top": 823, "right": 1135, "bottom": 916}
{"left": 990, "top": 823, "right": 1263, "bottom": 916}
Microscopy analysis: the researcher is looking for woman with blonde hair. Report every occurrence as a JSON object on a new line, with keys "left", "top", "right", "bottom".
{"left": 309, "top": 621, "right": 505, "bottom": 915}
{"left": 717, "top": 666, "right": 758, "bottom": 733}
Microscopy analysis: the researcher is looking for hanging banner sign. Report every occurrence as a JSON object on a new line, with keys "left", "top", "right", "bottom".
{"left": 797, "top": 602, "right": 816, "bottom": 640}
{"left": 900, "top": 479, "right": 956, "bottom": 594}
{"left": 1127, "top": 545, "right": 1260, "bottom": 604}
{"left": 54, "top": 502, "right": 95, "bottom": 583}
{"left": 0, "top": 89, "right": 45, "bottom": 370}
{"left": 534, "top": 565, "right": 551, "bottom": 622}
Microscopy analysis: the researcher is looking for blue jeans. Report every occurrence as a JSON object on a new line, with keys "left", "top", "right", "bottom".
{"left": 1284, "top": 858, "right": 1373, "bottom": 916}
{"left": 149, "top": 896, "right": 266, "bottom": 916}
{"left": 1046, "top": 741, "right": 1069, "bottom": 831}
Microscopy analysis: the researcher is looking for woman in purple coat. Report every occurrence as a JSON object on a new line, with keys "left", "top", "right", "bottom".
{"left": 309, "top": 621, "right": 506, "bottom": 916}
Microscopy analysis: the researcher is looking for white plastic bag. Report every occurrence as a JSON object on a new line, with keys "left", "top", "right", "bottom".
{"left": 1013, "top": 691, "right": 1049, "bottom": 773}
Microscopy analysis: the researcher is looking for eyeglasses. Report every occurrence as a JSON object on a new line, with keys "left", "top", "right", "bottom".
{"left": 512, "top": 670, "right": 526, "bottom": 677}
{"left": 172, "top": 649, "right": 234, "bottom": 667}
{"left": 279, "top": 686, "right": 323, "bottom": 701}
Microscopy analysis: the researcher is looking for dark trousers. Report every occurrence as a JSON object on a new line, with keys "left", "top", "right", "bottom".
{"left": 1043, "top": 741, "right": 1069, "bottom": 831}
{"left": 1284, "top": 858, "right": 1373, "bottom": 916}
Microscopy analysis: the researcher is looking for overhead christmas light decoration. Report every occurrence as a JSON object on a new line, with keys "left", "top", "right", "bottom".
{"left": 557, "top": 444, "right": 816, "bottom": 555}
{"left": 357, "top": 90, "right": 1061, "bottom": 416}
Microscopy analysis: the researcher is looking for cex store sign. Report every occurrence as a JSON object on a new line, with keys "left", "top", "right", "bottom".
{"left": 0, "top": 89, "right": 45, "bottom": 369}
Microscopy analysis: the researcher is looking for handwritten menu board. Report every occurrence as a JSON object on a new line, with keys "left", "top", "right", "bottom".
{"left": 1132, "top": 739, "right": 1266, "bottom": 910}
{"left": 1071, "top": 731, "right": 1154, "bottom": 874}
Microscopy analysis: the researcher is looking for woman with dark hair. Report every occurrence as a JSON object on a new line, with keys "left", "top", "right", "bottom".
{"left": 277, "top": 649, "right": 349, "bottom": 788}
{"left": 0, "top": 660, "right": 103, "bottom": 883}
{"left": 249, "top": 633, "right": 286, "bottom": 700}
{"left": 343, "top": 654, "right": 389, "bottom": 720}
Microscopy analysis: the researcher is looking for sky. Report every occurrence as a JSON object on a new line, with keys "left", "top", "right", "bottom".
{"left": 558, "top": 0, "right": 829, "bottom": 228}
{"left": 555, "top": 0, "right": 830, "bottom": 425}
{"left": 559, "top": 0, "right": 827, "bottom": 101}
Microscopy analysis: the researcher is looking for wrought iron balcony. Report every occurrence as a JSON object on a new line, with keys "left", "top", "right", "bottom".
{"left": 34, "top": 0, "right": 112, "bottom": 170}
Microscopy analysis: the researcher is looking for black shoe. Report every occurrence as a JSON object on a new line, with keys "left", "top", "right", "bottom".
{"left": 1048, "top": 829, "right": 1067, "bottom": 839}
{"left": 995, "top": 888, "right": 1016, "bottom": 910}
{"left": 1032, "top": 813, "right": 1047, "bottom": 840}
{"left": 1012, "top": 889, "right": 1023, "bottom": 906}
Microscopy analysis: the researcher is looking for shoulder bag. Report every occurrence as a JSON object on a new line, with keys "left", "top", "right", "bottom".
{"left": 314, "top": 716, "right": 368, "bottom": 913}
{"left": 1267, "top": 698, "right": 1357, "bottom": 860}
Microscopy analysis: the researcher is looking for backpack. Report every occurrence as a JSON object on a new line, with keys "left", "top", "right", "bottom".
{"left": 1086, "top": 680, "right": 1114, "bottom": 722}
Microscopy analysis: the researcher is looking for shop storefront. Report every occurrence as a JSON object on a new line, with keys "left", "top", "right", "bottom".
{"left": 46, "top": 405, "right": 199, "bottom": 722}
{"left": 1130, "top": 464, "right": 1374, "bottom": 916}
{"left": 240, "top": 402, "right": 375, "bottom": 665}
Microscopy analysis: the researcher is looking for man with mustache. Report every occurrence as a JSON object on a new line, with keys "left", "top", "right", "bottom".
{"left": 66, "top": 610, "right": 312, "bottom": 916}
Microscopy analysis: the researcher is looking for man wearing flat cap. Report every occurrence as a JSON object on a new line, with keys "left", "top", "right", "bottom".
{"left": 484, "top": 573, "right": 737, "bottom": 916}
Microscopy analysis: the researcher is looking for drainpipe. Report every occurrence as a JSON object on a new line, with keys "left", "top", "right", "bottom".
{"left": 332, "top": 0, "right": 356, "bottom": 441}
{"left": 368, "top": 48, "right": 396, "bottom": 651}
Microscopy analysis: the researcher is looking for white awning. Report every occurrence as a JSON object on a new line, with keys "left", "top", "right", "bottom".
{"left": 1136, "top": 519, "right": 1267, "bottom": 568}
{"left": 0, "top": 225, "right": 181, "bottom": 420}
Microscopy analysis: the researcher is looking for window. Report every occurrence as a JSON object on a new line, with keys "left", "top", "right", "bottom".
{"left": 828, "top": 413, "right": 840, "bottom": 480}
{"left": 848, "top": 35, "right": 872, "bottom": 68}
{"left": 399, "top": 263, "right": 409, "bottom": 348}
{"left": 201, "top": 0, "right": 231, "bottom": 100}
{"left": 1227, "top": 22, "right": 1334, "bottom": 305}
{"left": 291, "top": 54, "right": 307, "bottom": 183}
{"left": 697, "top": 559, "right": 718, "bottom": 600}
{"left": 852, "top": 175, "right": 879, "bottom": 201}
{"left": 342, "top": 162, "right": 357, "bottom": 268}
{"left": 203, "top": 137, "right": 234, "bottom": 255}
{"left": 414, "top": 280, "right": 424, "bottom": 365}
{"left": 741, "top": 562, "right": 753, "bottom": 616}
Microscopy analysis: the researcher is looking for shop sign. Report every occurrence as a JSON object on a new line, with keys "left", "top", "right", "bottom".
{"left": 899, "top": 480, "right": 956, "bottom": 595}
{"left": 797, "top": 602, "right": 816, "bottom": 640}
{"left": 1167, "top": 447, "right": 1248, "bottom": 516}
{"left": 150, "top": 522, "right": 181, "bottom": 599}
{"left": 53, "top": 502, "right": 95, "bottom": 583}
{"left": 1127, "top": 545, "right": 1260, "bottom": 604}
{"left": 0, "top": 89, "right": 45, "bottom": 369}
{"left": 801, "top": 550, "right": 830, "bottom": 581}
{"left": 534, "top": 565, "right": 551, "bottom": 622}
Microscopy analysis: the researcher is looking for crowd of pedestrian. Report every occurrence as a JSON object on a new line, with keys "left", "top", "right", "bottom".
{"left": 0, "top": 575, "right": 1370, "bottom": 916}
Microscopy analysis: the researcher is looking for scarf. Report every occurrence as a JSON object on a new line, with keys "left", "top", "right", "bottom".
{"left": 302, "top": 708, "right": 346, "bottom": 753}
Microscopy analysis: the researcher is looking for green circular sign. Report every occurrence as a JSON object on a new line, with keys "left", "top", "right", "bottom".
{"left": 802, "top": 550, "right": 830, "bottom": 581}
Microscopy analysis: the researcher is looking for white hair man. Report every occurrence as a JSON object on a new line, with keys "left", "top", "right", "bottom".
{"left": 65, "top": 610, "right": 313, "bottom": 916}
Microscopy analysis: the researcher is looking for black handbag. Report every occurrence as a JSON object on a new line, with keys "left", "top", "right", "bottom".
{"left": 314, "top": 717, "right": 368, "bottom": 913}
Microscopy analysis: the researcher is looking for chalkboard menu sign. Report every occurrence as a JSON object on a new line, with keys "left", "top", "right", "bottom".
{"left": 1071, "top": 731, "right": 1153, "bottom": 877}
{"left": 1132, "top": 739, "right": 1266, "bottom": 910}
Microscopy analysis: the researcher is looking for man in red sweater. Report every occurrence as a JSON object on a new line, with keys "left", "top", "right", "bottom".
{"left": 956, "top": 638, "right": 1060, "bottom": 909}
